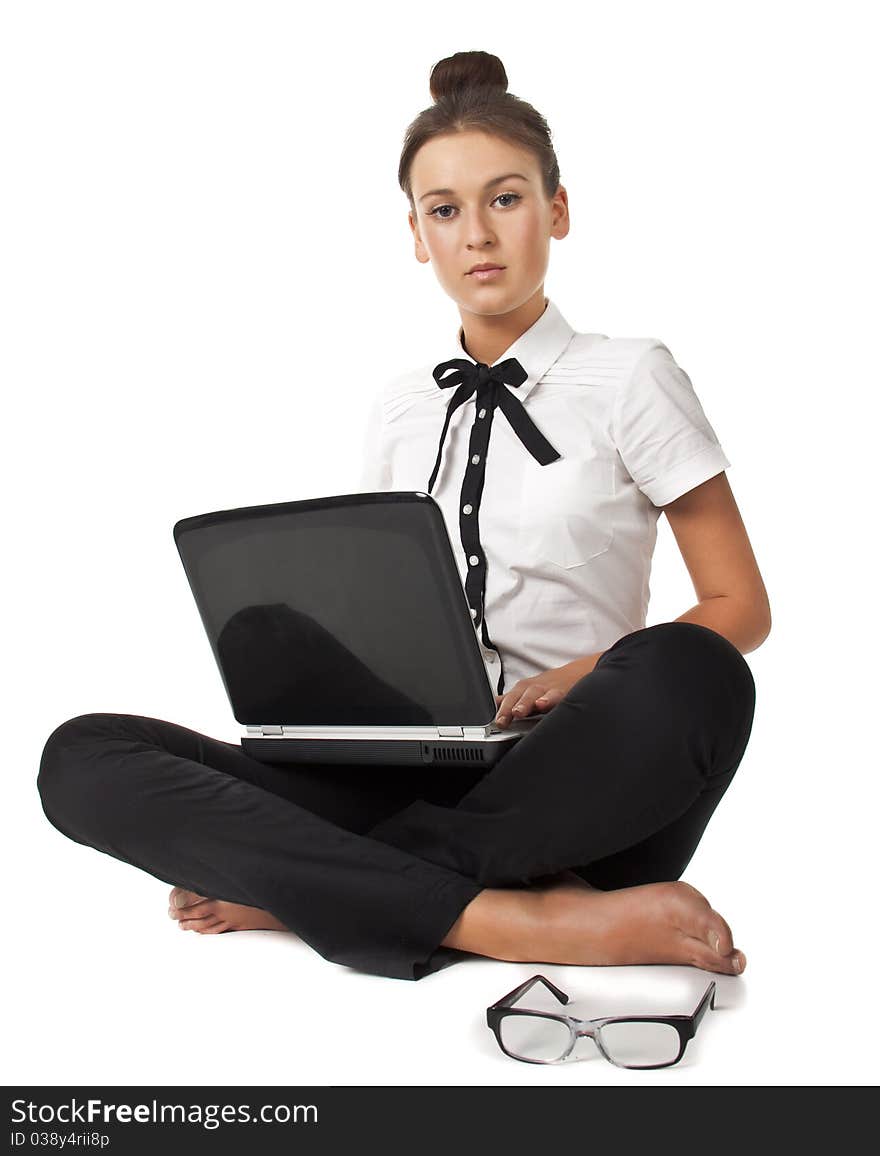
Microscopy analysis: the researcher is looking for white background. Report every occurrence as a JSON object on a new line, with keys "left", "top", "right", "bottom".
{"left": 3, "top": 0, "right": 877, "bottom": 1087}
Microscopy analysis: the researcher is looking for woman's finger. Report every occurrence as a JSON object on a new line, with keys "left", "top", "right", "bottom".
{"left": 534, "top": 687, "right": 563, "bottom": 708}
{"left": 510, "top": 687, "right": 554, "bottom": 717}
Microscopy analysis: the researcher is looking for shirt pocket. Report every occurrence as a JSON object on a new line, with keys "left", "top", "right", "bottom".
{"left": 519, "top": 454, "right": 615, "bottom": 569}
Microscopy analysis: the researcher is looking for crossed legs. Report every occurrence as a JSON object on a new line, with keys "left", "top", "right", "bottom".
{"left": 38, "top": 622, "right": 755, "bottom": 979}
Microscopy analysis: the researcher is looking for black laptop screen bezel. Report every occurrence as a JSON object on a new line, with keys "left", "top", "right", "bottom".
{"left": 172, "top": 491, "right": 500, "bottom": 728}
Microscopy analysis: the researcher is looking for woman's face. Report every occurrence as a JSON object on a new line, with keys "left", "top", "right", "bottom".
{"left": 408, "top": 130, "right": 569, "bottom": 317}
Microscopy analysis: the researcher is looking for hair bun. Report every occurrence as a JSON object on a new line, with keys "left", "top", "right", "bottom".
{"left": 429, "top": 51, "right": 508, "bottom": 102}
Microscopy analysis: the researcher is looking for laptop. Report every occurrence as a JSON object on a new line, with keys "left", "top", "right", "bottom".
{"left": 172, "top": 491, "right": 541, "bottom": 768}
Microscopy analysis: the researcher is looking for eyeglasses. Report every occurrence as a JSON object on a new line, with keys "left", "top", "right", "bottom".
{"left": 486, "top": 974, "right": 716, "bottom": 1069}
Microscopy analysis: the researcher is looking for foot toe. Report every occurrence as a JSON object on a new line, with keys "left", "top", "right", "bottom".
{"left": 675, "top": 880, "right": 711, "bottom": 908}
{"left": 194, "top": 917, "right": 222, "bottom": 934}
{"left": 704, "top": 910, "right": 735, "bottom": 956}
{"left": 178, "top": 914, "right": 218, "bottom": 931}
{"left": 670, "top": 885, "right": 735, "bottom": 958}
{"left": 729, "top": 948, "right": 746, "bottom": 973}
{"left": 683, "top": 937, "right": 743, "bottom": 975}
{"left": 171, "top": 887, "right": 209, "bottom": 909}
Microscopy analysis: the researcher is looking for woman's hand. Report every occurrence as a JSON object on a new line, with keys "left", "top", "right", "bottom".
{"left": 493, "top": 652, "right": 604, "bottom": 728}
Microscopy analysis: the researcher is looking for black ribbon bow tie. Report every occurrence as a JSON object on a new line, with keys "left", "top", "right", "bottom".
{"left": 427, "top": 356, "right": 560, "bottom": 493}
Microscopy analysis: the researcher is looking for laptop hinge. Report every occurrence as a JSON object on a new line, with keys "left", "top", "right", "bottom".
{"left": 253, "top": 725, "right": 283, "bottom": 736}
{"left": 437, "top": 726, "right": 464, "bottom": 738}
{"left": 462, "top": 726, "right": 490, "bottom": 739}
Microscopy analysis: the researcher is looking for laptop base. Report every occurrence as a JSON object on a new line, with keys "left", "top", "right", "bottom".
{"left": 241, "top": 734, "right": 524, "bottom": 768}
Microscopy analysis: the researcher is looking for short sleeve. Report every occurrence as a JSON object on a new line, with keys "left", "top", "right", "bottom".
{"left": 358, "top": 389, "right": 393, "bottom": 492}
{"left": 611, "top": 342, "right": 731, "bottom": 507}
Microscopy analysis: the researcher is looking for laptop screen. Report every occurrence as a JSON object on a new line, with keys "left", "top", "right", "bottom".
{"left": 173, "top": 492, "right": 499, "bottom": 727}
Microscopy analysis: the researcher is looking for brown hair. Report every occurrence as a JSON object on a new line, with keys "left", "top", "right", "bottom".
{"left": 398, "top": 51, "right": 561, "bottom": 209}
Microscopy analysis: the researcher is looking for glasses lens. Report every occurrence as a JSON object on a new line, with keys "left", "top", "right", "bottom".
{"left": 598, "top": 1020, "right": 682, "bottom": 1067}
{"left": 499, "top": 1014, "right": 572, "bottom": 1062}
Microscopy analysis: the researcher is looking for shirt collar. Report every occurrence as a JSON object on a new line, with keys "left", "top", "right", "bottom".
{"left": 449, "top": 296, "right": 576, "bottom": 403}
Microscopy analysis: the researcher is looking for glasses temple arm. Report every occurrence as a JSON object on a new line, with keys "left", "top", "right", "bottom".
{"left": 490, "top": 973, "right": 570, "bottom": 1010}
{"left": 691, "top": 981, "right": 717, "bottom": 1030}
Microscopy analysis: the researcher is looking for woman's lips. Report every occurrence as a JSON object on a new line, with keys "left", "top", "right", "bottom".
{"left": 467, "top": 266, "right": 506, "bottom": 281}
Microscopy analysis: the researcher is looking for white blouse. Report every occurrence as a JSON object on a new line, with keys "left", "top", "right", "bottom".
{"left": 359, "top": 297, "right": 731, "bottom": 693}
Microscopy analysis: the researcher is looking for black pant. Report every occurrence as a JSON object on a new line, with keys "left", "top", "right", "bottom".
{"left": 36, "top": 622, "right": 756, "bottom": 981}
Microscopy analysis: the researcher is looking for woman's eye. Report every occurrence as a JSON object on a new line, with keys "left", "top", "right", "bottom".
{"left": 428, "top": 192, "right": 521, "bottom": 219}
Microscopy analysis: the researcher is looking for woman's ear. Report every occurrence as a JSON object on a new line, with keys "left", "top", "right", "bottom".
{"left": 550, "top": 185, "right": 570, "bottom": 240}
{"left": 409, "top": 210, "right": 430, "bottom": 265}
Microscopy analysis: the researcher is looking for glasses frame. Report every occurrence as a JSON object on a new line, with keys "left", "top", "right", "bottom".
{"left": 486, "top": 974, "right": 716, "bottom": 1069}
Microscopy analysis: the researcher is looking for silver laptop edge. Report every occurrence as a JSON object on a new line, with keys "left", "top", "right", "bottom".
{"left": 244, "top": 718, "right": 540, "bottom": 743}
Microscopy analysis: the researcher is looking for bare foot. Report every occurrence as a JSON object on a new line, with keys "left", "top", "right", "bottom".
{"left": 443, "top": 878, "right": 747, "bottom": 976}
{"left": 168, "top": 887, "right": 290, "bottom": 934}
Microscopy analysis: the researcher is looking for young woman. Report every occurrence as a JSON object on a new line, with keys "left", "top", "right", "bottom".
{"left": 37, "top": 50, "right": 769, "bottom": 983}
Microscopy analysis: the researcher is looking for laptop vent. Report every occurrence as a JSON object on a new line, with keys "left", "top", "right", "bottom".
{"left": 427, "top": 744, "right": 486, "bottom": 763}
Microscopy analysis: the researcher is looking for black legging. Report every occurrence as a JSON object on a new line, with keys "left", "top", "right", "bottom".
{"left": 36, "top": 621, "right": 756, "bottom": 981}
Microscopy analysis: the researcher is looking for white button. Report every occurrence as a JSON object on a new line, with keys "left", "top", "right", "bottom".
{"left": 462, "top": 503, "right": 473, "bottom": 514}
{"left": 478, "top": 408, "right": 487, "bottom": 418}
{"left": 471, "top": 454, "right": 480, "bottom": 464}
{"left": 470, "top": 607, "right": 477, "bottom": 618}
{"left": 468, "top": 554, "right": 480, "bottom": 566}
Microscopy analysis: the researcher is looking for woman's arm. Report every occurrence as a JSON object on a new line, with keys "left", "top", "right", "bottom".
{"left": 660, "top": 471, "right": 771, "bottom": 655}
